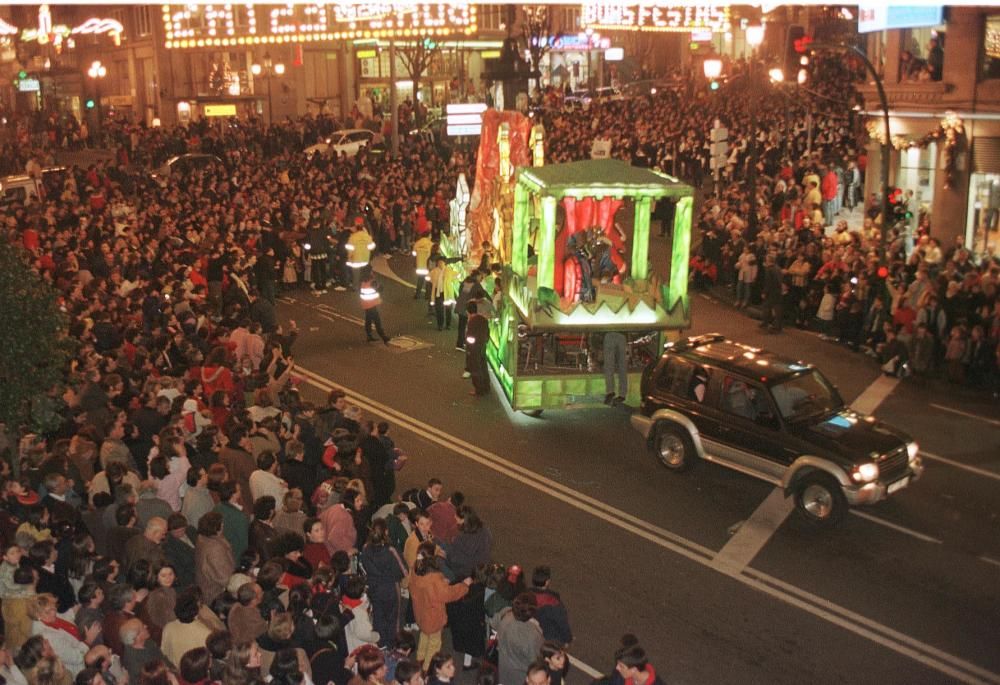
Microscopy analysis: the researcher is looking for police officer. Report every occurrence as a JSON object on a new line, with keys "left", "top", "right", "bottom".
{"left": 359, "top": 266, "right": 390, "bottom": 345}
{"left": 346, "top": 217, "right": 376, "bottom": 292}
{"left": 412, "top": 233, "right": 433, "bottom": 300}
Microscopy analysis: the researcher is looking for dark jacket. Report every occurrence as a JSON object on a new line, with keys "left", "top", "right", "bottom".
{"left": 214, "top": 502, "right": 249, "bottom": 562}
{"left": 531, "top": 587, "right": 573, "bottom": 646}
{"left": 249, "top": 519, "right": 280, "bottom": 561}
{"left": 446, "top": 527, "right": 492, "bottom": 580}
{"left": 163, "top": 532, "right": 197, "bottom": 589}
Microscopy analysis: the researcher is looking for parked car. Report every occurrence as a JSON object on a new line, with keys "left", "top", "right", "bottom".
{"left": 631, "top": 334, "right": 923, "bottom": 527}
{"left": 304, "top": 128, "right": 380, "bottom": 158}
{"left": 0, "top": 166, "right": 68, "bottom": 207}
{"left": 150, "top": 153, "right": 223, "bottom": 186}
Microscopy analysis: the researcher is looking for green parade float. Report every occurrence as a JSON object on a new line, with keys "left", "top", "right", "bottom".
{"left": 483, "top": 157, "right": 695, "bottom": 413}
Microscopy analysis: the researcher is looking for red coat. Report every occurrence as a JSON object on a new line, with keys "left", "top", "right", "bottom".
{"left": 408, "top": 571, "right": 468, "bottom": 634}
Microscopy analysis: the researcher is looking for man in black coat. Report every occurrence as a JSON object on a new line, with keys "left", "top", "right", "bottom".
{"left": 163, "top": 513, "right": 197, "bottom": 589}
{"left": 759, "top": 254, "right": 785, "bottom": 333}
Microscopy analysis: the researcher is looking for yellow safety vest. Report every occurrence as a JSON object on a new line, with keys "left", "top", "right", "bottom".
{"left": 413, "top": 237, "right": 433, "bottom": 276}
{"left": 346, "top": 229, "right": 375, "bottom": 268}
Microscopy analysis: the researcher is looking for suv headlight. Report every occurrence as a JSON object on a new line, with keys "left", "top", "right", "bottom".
{"left": 852, "top": 462, "right": 880, "bottom": 483}
{"left": 906, "top": 441, "right": 919, "bottom": 461}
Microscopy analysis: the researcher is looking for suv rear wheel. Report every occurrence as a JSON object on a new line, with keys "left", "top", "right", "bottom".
{"left": 653, "top": 424, "right": 694, "bottom": 471}
{"left": 793, "top": 473, "right": 847, "bottom": 527}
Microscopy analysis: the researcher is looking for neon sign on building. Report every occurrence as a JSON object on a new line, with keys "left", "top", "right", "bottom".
{"left": 580, "top": 3, "right": 730, "bottom": 33}
{"left": 162, "top": 3, "right": 478, "bottom": 49}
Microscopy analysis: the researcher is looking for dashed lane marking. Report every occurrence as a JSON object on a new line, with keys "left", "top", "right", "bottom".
{"left": 920, "top": 451, "right": 1000, "bottom": 483}
{"left": 850, "top": 374, "right": 900, "bottom": 416}
{"left": 850, "top": 510, "right": 943, "bottom": 544}
{"left": 292, "top": 363, "right": 1000, "bottom": 685}
{"left": 713, "top": 487, "right": 794, "bottom": 573}
{"left": 929, "top": 403, "right": 1000, "bottom": 428}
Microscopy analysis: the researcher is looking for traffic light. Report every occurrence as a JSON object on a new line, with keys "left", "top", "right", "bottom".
{"left": 85, "top": 99, "right": 96, "bottom": 109}
{"left": 709, "top": 80, "right": 719, "bottom": 91}
{"left": 888, "top": 187, "right": 913, "bottom": 223}
{"left": 17, "top": 69, "right": 27, "bottom": 80}
{"left": 785, "top": 25, "right": 806, "bottom": 83}
{"left": 422, "top": 37, "right": 436, "bottom": 50}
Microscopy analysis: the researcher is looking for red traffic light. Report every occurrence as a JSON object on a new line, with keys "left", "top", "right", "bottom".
{"left": 793, "top": 35, "right": 813, "bottom": 53}
{"left": 889, "top": 188, "right": 903, "bottom": 204}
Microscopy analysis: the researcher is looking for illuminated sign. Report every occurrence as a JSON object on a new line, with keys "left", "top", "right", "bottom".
{"left": 17, "top": 78, "right": 40, "bottom": 92}
{"left": 204, "top": 104, "right": 237, "bottom": 117}
{"left": 604, "top": 47, "right": 624, "bottom": 61}
{"left": 18, "top": 5, "right": 122, "bottom": 47}
{"left": 356, "top": 49, "right": 377, "bottom": 59}
{"left": 446, "top": 102, "right": 487, "bottom": 137}
{"left": 162, "top": 3, "right": 477, "bottom": 49}
{"left": 481, "top": 50, "right": 501, "bottom": 59}
{"left": 581, "top": 4, "right": 730, "bottom": 33}
{"left": 857, "top": 4, "right": 943, "bottom": 33}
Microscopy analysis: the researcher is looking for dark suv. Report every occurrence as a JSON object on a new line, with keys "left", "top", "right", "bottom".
{"left": 631, "top": 334, "right": 923, "bottom": 526}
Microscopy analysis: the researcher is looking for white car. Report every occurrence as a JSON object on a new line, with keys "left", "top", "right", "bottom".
{"left": 304, "top": 129, "right": 378, "bottom": 158}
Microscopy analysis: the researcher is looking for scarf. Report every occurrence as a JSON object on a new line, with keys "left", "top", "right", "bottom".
{"left": 43, "top": 617, "right": 81, "bottom": 640}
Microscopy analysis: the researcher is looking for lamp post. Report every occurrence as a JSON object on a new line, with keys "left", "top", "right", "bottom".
{"left": 808, "top": 42, "right": 891, "bottom": 258}
{"left": 744, "top": 25, "right": 764, "bottom": 233}
{"left": 87, "top": 60, "right": 107, "bottom": 135}
{"left": 251, "top": 52, "right": 284, "bottom": 125}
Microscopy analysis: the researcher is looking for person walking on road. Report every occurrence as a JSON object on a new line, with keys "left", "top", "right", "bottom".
{"left": 465, "top": 302, "right": 490, "bottom": 396}
{"left": 360, "top": 267, "right": 391, "bottom": 345}
{"left": 759, "top": 254, "right": 785, "bottom": 333}
{"left": 347, "top": 217, "right": 377, "bottom": 292}
{"left": 428, "top": 258, "right": 457, "bottom": 331}
{"left": 454, "top": 271, "right": 488, "bottom": 352}
{"left": 602, "top": 331, "right": 627, "bottom": 406}
{"left": 412, "top": 234, "right": 433, "bottom": 300}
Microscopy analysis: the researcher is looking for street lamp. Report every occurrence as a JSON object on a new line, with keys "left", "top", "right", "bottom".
{"left": 703, "top": 59, "right": 722, "bottom": 80}
{"left": 251, "top": 52, "right": 284, "bottom": 125}
{"left": 87, "top": 60, "right": 107, "bottom": 134}
{"left": 768, "top": 68, "right": 785, "bottom": 83}
{"left": 807, "top": 41, "right": 892, "bottom": 258}
{"left": 745, "top": 24, "right": 765, "bottom": 52}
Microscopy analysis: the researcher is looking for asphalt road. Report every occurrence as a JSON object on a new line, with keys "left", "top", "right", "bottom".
{"left": 276, "top": 249, "right": 1000, "bottom": 685}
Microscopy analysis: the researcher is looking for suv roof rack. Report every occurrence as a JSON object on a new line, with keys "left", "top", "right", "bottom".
{"left": 666, "top": 333, "right": 727, "bottom": 351}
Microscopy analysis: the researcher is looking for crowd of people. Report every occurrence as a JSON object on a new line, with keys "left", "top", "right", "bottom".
{"left": 0, "top": 46, "right": 997, "bottom": 685}
{"left": 0, "top": 87, "right": 681, "bottom": 685}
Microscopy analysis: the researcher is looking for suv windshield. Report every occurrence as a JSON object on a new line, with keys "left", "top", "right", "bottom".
{"left": 769, "top": 370, "right": 841, "bottom": 422}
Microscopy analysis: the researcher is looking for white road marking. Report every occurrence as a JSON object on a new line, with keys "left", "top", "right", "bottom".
{"left": 713, "top": 487, "right": 794, "bottom": 573}
{"left": 569, "top": 659, "right": 603, "bottom": 679}
{"left": 850, "top": 510, "right": 943, "bottom": 544}
{"left": 920, "top": 451, "right": 1000, "bottom": 483}
{"left": 372, "top": 254, "right": 417, "bottom": 288}
{"left": 979, "top": 556, "right": 1000, "bottom": 569}
{"left": 293, "top": 364, "right": 1000, "bottom": 685}
{"left": 930, "top": 403, "right": 1000, "bottom": 428}
{"left": 315, "top": 303, "right": 364, "bottom": 326}
{"left": 850, "top": 374, "right": 900, "bottom": 415}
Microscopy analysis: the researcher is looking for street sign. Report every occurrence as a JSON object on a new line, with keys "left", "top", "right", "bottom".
{"left": 446, "top": 102, "right": 487, "bottom": 137}
{"left": 204, "top": 104, "right": 237, "bottom": 117}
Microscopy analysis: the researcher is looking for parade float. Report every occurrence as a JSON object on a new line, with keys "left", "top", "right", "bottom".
{"left": 456, "top": 110, "right": 695, "bottom": 413}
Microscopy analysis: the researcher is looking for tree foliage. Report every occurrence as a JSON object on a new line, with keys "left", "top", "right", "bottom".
{"left": 0, "top": 239, "right": 71, "bottom": 433}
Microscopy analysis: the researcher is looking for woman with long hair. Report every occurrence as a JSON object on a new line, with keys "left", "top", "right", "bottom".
{"left": 346, "top": 645, "right": 386, "bottom": 685}
{"left": 407, "top": 542, "right": 470, "bottom": 670}
{"left": 139, "top": 660, "right": 179, "bottom": 685}
{"left": 143, "top": 565, "right": 178, "bottom": 642}
{"left": 540, "top": 642, "right": 571, "bottom": 685}
{"left": 359, "top": 519, "right": 406, "bottom": 649}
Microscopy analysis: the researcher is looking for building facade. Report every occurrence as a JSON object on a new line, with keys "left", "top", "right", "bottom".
{"left": 856, "top": 6, "right": 1000, "bottom": 259}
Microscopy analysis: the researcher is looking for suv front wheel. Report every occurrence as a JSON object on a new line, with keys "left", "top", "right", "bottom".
{"left": 793, "top": 473, "right": 847, "bottom": 527}
{"left": 653, "top": 424, "right": 694, "bottom": 471}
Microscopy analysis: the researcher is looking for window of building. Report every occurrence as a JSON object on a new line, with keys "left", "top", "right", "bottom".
{"left": 478, "top": 4, "right": 503, "bottom": 32}
{"left": 899, "top": 24, "right": 946, "bottom": 82}
{"left": 111, "top": 8, "right": 127, "bottom": 41}
{"left": 982, "top": 15, "right": 1000, "bottom": 79}
{"left": 135, "top": 6, "right": 151, "bottom": 37}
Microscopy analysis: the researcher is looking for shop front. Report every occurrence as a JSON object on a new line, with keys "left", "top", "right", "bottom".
{"left": 966, "top": 137, "right": 1000, "bottom": 259}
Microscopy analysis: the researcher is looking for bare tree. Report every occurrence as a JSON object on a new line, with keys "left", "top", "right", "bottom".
{"left": 520, "top": 5, "right": 554, "bottom": 94}
{"left": 398, "top": 39, "right": 441, "bottom": 126}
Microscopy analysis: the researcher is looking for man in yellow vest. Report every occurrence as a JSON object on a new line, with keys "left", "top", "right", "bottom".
{"left": 346, "top": 217, "right": 376, "bottom": 291}
{"left": 428, "top": 257, "right": 458, "bottom": 331}
{"left": 412, "top": 234, "right": 433, "bottom": 300}
{"left": 359, "top": 266, "right": 390, "bottom": 345}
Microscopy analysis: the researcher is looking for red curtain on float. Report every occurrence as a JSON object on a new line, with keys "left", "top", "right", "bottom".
{"left": 556, "top": 196, "right": 624, "bottom": 300}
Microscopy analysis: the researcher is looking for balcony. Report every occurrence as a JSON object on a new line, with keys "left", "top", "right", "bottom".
{"left": 856, "top": 79, "right": 951, "bottom": 109}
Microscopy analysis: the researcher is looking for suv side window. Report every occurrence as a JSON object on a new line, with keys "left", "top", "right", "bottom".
{"left": 720, "top": 375, "right": 773, "bottom": 424}
{"left": 655, "top": 356, "right": 693, "bottom": 396}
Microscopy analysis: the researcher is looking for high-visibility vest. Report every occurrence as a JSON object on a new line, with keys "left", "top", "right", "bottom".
{"left": 413, "top": 237, "right": 433, "bottom": 276}
{"left": 346, "top": 229, "right": 375, "bottom": 268}
{"left": 359, "top": 279, "right": 381, "bottom": 309}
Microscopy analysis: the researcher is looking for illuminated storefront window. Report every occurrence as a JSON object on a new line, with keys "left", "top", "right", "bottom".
{"left": 966, "top": 173, "right": 1000, "bottom": 259}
